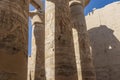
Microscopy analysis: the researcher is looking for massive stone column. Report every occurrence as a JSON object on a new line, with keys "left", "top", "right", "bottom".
{"left": 45, "top": 0, "right": 78, "bottom": 80}
{"left": 29, "top": 10, "right": 45, "bottom": 80}
{"left": 0, "top": 0, "right": 28, "bottom": 80}
{"left": 69, "top": 0, "right": 96, "bottom": 80}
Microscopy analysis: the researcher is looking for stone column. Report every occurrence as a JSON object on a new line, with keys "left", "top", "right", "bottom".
{"left": 69, "top": 0, "right": 96, "bottom": 80}
{"left": 0, "top": 0, "right": 28, "bottom": 80}
{"left": 29, "top": 10, "right": 45, "bottom": 80}
{"left": 45, "top": 0, "right": 78, "bottom": 80}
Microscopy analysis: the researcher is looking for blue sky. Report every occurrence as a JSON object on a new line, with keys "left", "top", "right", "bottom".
{"left": 28, "top": 4, "right": 35, "bottom": 56}
{"left": 84, "top": 0, "right": 120, "bottom": 15}
{"left": 28, "top": 17, "right": 32, "bottom": 56}
{"left": 28, "top": 0, "right": 119, "bottom": 55}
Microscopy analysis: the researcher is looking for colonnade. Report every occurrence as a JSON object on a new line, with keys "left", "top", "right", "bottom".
{"left": 0, "top": 0, "right": 96, "bottom": 80}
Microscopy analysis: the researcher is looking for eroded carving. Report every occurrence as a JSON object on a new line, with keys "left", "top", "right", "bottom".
{"left": 0, "top": 9, "right": 28, "bottom": 55}
{"left": 0, "top": 71, "right": 17, "bottom": 80}
{"left": 56, "top": 64, "right": 76, "bottom": 76}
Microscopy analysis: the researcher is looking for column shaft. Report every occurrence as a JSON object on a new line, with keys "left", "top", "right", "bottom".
{"left": 0, "top": 0, "right": 28, "bottom": 80}
{"left": 45, "top": 0, "right": 78, "bottom": 80}
{"left": 70, "top": 3, "right": 96, "bottom": 80}
{"left": 29, "top": 12, "right": 45, "bottom": 80}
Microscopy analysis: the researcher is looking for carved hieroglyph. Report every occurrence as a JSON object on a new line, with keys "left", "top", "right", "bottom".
{"left": 0, "top": 1, "right": 28, "bottom": 80}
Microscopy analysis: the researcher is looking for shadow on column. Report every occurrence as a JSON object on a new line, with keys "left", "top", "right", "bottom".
{"left": 70, "top": 3, "right": 96, "bottom": 80}
{"left": 88, "top": 25, "right": 120, "bottom": 80}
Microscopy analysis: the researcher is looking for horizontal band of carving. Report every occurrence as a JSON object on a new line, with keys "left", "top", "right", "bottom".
{"left": 0, "top": 71, "right": 17, "bottom": 80}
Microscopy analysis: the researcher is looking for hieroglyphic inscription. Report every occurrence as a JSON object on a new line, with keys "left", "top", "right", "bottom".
{"left": 0, "top": 71, "right": 17, "bottom": 80}
{"left": 55, "top": 64, "right": 77, "bottom": 76}
{"left": 0, "top": 9, "right": 28, "bottom": 55}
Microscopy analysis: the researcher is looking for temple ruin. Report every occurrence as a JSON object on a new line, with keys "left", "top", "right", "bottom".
{"left": 0, "top": 0, "right": 95, "bottom": 80}
{"left": 1, "top": 0, "right": 119, "bottom": 80}
{"left": 28, "top": 0, "right": 96, "bottom": 80}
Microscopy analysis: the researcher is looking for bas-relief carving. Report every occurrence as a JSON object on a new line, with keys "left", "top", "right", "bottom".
{"left": 0, "top": 1, "right": 28, "bottom": 80}
{"left": 0, "top": 9, "right": 28, "bottom": 55}
{"left": 35, "top": 69, "right": 45, "bottom": 79}
{"left": 0, "top": 71, "right": 17, "bottom": 80}
{"left": 55, "top": 64, "right": 77, "bottom": 76}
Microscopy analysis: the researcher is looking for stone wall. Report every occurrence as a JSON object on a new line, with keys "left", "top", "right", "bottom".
{"left": 86, "top": 1, "right": 120, "bottom": 80}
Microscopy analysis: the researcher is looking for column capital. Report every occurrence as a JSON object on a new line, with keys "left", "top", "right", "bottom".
{"left": 69, "top": 0, "right": 90, "bottom": 7}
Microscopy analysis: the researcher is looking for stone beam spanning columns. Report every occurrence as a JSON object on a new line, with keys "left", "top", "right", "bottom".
{"left": 69, "top": 0, "right": 96, "bottom": 80}
{"left": 45, "top": 0, "right": 78, "bottom": 80}
{"left": 0, "top": 0, "right": 29, "bottom": 80}
{"left": 29, "top": 10, "right": 45, "bottom": 80}
{"left": 30, "top": 0, "right": 43, "bottom": 10}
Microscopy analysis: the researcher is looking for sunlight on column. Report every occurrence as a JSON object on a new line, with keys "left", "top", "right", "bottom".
{"left": 30, "top": 17, "right": 37, "bottom": 80}
{"left": 45, "top": 1, "right": 55, "bottom": 80}
{"left": 29, "top": 13, "right": 42, "bottom": 80}
{"left": 72, "top": 28, "right": 83, "bottom": 80}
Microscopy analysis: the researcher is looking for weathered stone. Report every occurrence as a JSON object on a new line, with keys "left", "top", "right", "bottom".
{"left": 70, "top": 0, "right": 96, "bottom": 80}
{"left": 0, "top": 0, "right": 28, "bottom": 80}
{"left": 45, "top": 0, "right": 78, "bottom": 80}
{"left": 45, "top": 1, "right": 55, "bottom": 80}
{"left": 28, "top": 10, "right": 45, "bottom": 80}
{"left": 86, "top": 1, "right": 120, "bottom": 80}
{"left": 30, "top": 0, "right": 43, "bottom": 10}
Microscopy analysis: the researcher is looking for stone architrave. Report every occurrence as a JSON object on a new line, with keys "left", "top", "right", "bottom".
{"left": 0, "top": 0, "right": 29, "bottom": 80}
{"left": 30, "top": 0, "right": 43, "bottom": 10}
